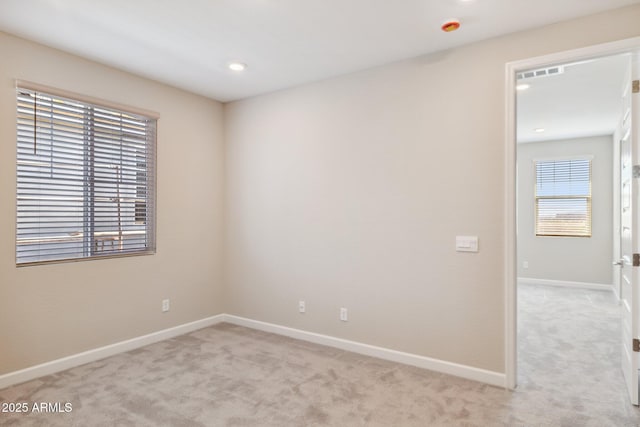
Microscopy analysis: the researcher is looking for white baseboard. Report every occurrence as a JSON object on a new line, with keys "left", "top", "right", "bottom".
{"left": 0, "top": 313, "right": 505, "bottom": 390}
{"left": 0, "top": 314, "right": 225, "bottom": 390}
{"left": 518, "top": 277, "right": 613, "bottom": 292}
{"left": 613, "top": 284, "right": 621, "bottom": 302}
{"left": 224, "top": 314, "right": 506, "bottom": 388}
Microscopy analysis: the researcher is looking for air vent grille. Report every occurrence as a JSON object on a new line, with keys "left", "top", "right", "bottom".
{"left": 517, "top": 66, "right": 564, "bottom": 80}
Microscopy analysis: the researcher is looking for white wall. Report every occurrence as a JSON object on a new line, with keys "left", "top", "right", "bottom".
{"left": 0, "top": 32, "right": 225, "bottom": 375}
{"left": 224, "top": 5, "right": 640, "bottom": 374}
{"left": 517, "top": 136, "right": 613, "bottom": 284}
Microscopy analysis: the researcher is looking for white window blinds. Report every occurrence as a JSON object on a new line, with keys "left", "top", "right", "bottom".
{"left": 535, "top": 158, "right": 591, "bottom": 237}
{"left": 16, "top": 85, "right": 157, "bottom": 265}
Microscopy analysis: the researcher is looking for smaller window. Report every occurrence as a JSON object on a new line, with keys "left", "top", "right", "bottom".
{"left": 535, "top": 158, "right": 592, "bottom": 237}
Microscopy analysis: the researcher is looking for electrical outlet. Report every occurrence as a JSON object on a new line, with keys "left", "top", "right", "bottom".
{"left": 523, "top": 261, "right": 529, "bottom": 269}
{"left": 162, "top": 299, "right": 170, "bottom": 312}
{"left": 298, "top": 300, "right": 306, "bottom": 313}
{"left": 340, "top": 307, "right": 348, "bottom": 322}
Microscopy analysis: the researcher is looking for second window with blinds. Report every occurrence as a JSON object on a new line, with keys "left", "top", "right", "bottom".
{"left": 534, "top": 158, "right": 592, "bottom": 237}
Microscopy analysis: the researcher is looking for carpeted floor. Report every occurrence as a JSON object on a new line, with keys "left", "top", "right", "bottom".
{"left": 1, "top": 284, "right": 640, "bottom": 426}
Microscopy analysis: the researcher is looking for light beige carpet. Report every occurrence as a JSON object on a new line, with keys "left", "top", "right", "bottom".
{"left": 1, "top": 284, "right": 640, "bottom": 426}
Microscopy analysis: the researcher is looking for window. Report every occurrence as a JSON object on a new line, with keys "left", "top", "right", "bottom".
{"left": 535, "top": 158, "right": 591, "bottom": 237}
{"left": 16, "top": 83, "right": 157, "bottom": 265}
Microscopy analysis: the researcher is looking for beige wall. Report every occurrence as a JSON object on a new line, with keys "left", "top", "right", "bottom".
{"left": 224, "top": 5, "right": 640, "bottom": 373}
{"left": 517, "top": 136, "right": 614, "bottom": 284}
{"left": 0, "top": 32, "right": 225, "bottom": 375}
{"left": 3, "top": 5, "right": 640, "bottom": 379}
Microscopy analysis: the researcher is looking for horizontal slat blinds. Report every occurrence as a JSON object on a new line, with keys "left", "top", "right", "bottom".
{"left": 535, "top": 159, "right": 591, "bottom": 237}
{"left": 16, "top": 87, "right": 157, "bottom": 265}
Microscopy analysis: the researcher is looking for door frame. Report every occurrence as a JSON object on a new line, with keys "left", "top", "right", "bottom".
{"left": 504, "top": 36, "right": 640, "bottom": 390}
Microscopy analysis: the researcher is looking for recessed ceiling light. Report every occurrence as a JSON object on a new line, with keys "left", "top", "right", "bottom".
{"left": 516, "top": 83, "right": 530, "bottom": 91}
{"left": 228, "top": 62, "right": 247, "bottom": 72}
{"left": 534, "top": 128, "right": 545, "bottom": 133}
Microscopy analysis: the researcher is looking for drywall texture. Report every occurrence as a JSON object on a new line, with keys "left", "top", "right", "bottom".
{"left": 224, "top": 5, "right": 640, "bottom": 373}
{"left": 517, "top": 136, "right": 613, "bottom": 284}
{"left": 0, "top": 32, "right": 225, "bottom": 375}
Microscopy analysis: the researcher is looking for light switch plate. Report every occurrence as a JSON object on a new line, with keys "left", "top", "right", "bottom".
{"left": 456, "top": 236, "right": 478, "bottom": 252}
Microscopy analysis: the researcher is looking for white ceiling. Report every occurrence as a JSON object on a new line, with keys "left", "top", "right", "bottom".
{"left": 0, "top": 0, "right": 639, "bottom": 102}
{"left": 517, "top": 54, "right": 630, "bottom": 143}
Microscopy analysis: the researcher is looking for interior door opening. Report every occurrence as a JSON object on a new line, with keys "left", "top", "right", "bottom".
{"left": 507, "top": 39, "right": 640, "bottom": 405}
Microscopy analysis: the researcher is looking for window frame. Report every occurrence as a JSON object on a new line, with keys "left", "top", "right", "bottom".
{"left": 15, "top": 80, "right": 158, "bottom": 266}
{"left": 534, "top": 156, "right": 592, "bottom": 238}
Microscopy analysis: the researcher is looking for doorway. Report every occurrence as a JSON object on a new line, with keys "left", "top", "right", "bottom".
{"left": 505, "top": 37, "right": 640, "bottom": 400}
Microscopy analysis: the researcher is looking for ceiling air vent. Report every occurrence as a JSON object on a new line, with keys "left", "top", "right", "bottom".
{"left": 517, "top": 65, "right": 564, "bottom": 80}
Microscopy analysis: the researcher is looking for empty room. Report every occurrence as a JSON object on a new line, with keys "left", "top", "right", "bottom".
{"left": 516, "top": 53, "right": 635, "bottom": 422}
{"left": 2, "top": 1, "right": 640, "bottom": 426}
